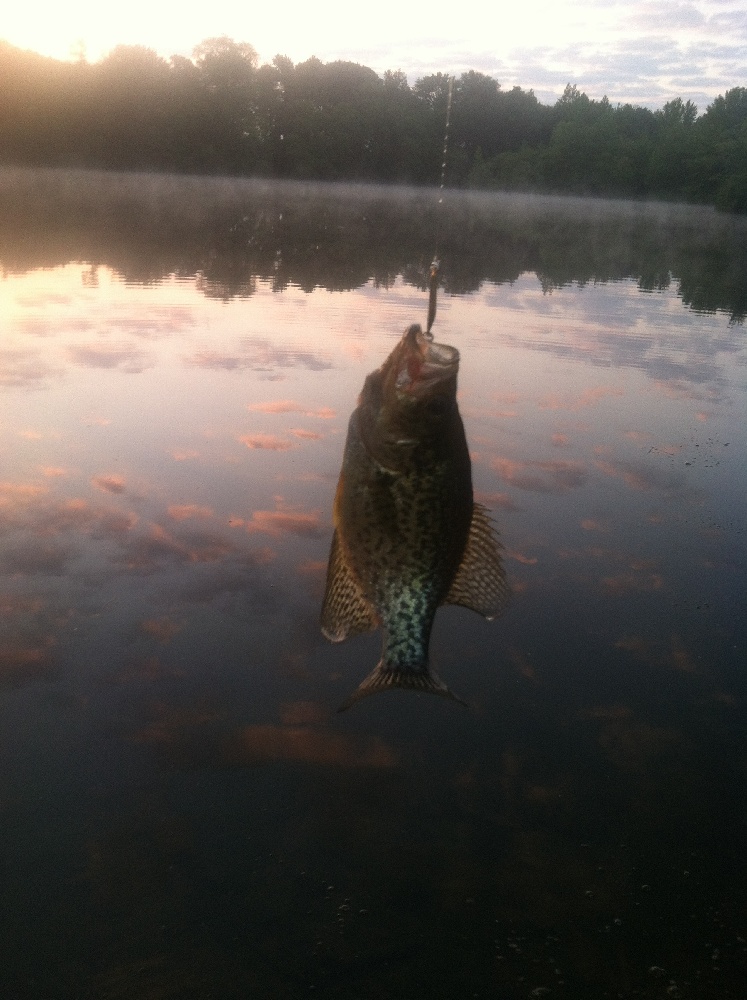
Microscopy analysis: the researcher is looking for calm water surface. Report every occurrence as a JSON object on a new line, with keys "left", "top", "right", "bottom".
{"left": 1, "top": 170, "right": 746, "bottom": 998}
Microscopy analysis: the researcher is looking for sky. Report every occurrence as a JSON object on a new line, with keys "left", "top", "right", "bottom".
{"left": 3, "top": 0, "right": 746, "bottom": 109}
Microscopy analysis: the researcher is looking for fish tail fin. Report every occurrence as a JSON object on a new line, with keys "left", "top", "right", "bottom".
{"left": 338, "top": 661, "right": 468, "bottom": 712}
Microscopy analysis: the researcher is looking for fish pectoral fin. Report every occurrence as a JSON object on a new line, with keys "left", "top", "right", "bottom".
{"left": 320, "top": 529, "right": 378, "bottom": 642}
{"left": 444, "top": 503, "right": 511, "bottom": 620}
{"left": 338, "top": 661, "right": 468, "bottom": 712}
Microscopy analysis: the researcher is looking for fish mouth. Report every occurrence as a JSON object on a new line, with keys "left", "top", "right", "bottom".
{"left": 396, "top": 324, "right": 459, "bottom": 394}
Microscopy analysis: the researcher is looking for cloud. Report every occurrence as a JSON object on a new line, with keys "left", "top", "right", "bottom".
{"left": 92, "top": 474, "right": 127, "bottom": 494}
{"left": 186, "top": 337, "right": 333, "bottom": 374}
{"left": 0, "top": 594, "right": 45, "bottom": 615}
{"left": 615, "top": 633, "right": 698, "bottom": 672}
{"left": 223, "top": 724, "right": 398, "bottom": 768}
{"left": 0, "top": 482, "right": 48, "bottom": 501}
{"left": 598, "top": 718, "right": 684, "bottom": 775}
{"left": 116, "top": 524, "right": 237, "bottom": 571}
{"left": 473, "top": 490, "right": 520, "bottom": 512}
{"left": 2, "top": 541, "right": 78, "bottom": 576}
{"left": 248, "top": 399, "right": 305, "bottom": 414}
{"left": 14, "top": 315, "right": 92, "bottom": 337}
{"left": 279, "top": 700, "right": 331, "bottom": 726}
{"left": 0, "top": 637, "right": 56, "bottom": 687}
{"left": 248, "top": 400, "right": 336, "bottom": 418}
{"left": 506, "top": 21, "right": 747, "bottom": 105}
{"left": 238, "top": 433, "right": 296, "bottom": 451}
{"left": 627, "top": 2, "right": 707, "bottom": 31}
{"left": 296, "top": 559, "right": 328, "bottom": 577}
{"left": 296, "top": 558, "right": 328, "bottom": 596}
{"left": 539, "top": 387, "right": 625, "bottom": 411}
{"left": 102, "top": 306, "right": 195, "bottom": 339}
{"left": 240, "top": 497, "right": 324, "bottom": 539}
{"left": 490, "top": 457, "right": 587, "bottom": 493}
{"left": 140, "top": 617, "right": 184, "bottom": 644}
{"left": 0, "top": 489, "right": 138, "bottom": 545}
{"left": 175, "top": 555, "right": 276, "bottom": 604}
{"left": 290, "top": 428, "right": 324, "bottom": 440}
{"left": 508, "top": 550, "right": 539, "bottom": 565}
{"left": 599, "top": 566, "right": 664, "bottom": 597}
{"left": 0, "top": 349, "right": 62, "bottom": 388}
{"left": 130, "top": 702, "right": 397, "bottom": 770}
{"left": 167, "top": 504, "right": 213, "bottom": 521}
{"left": 67, "top": 343, "right": 155, "bottom": 372}
{"left": 14, "top": 292, "right": 71, "bottom": 308}
{"left": 109, "top": 655, "right": 186, "bottom": 684}
{"left": 594, "top": 458, "right": 687, "bottom": 493}
{"left": 244, "top": 509, "right": 324, "bottom": 538}
{"left": 580, "top": 518, "right": 609, "bottom": 532}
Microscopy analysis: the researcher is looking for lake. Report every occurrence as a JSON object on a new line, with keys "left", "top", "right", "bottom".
{"left": 1, "top": 169, "right": 745, "bottom": 999}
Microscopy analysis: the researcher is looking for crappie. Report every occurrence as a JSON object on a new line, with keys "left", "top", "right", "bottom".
{"left": 321, "top": 323, "right": 510, "bottom": 710}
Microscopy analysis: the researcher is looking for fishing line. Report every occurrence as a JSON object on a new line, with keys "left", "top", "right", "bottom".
{"left": 426, "top": 74, "right": 454, "bottom": 336}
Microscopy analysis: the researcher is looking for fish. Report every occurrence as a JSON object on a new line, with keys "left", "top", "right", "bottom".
{"left": 321, "top": 323, "right": 510, "bottom": 710}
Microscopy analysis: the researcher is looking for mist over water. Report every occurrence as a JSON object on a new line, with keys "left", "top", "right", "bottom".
{"left": 0, "top": 170, "right": 745, "bottom": 998}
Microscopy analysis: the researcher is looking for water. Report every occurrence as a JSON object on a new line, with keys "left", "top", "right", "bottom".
{"left": 1, "top": 169, "right": 745, "bottom": 998}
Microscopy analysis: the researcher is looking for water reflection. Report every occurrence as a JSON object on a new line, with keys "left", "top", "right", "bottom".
{"left": 2, "top": 167, "right": 747, "bottom": 319}
{"left": 322, "top": 324, "right": 510, "bottom": 708}
{"left": 0, "top": 174, "right": 745, "bottom": 998}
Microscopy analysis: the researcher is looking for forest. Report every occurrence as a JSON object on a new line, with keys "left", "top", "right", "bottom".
{"left": 1, "top": 36, "right": 746, "bottom": 212}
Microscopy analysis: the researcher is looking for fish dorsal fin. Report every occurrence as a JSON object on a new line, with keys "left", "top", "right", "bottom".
{"left": 320, "top": 529, "right": 379, "bottom": 642}
{"left": 444, "top": 503, "right": 511, "bottom": 620}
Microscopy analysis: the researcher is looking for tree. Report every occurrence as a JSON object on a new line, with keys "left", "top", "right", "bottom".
{"left": 192, "top": 37, "right": 258, "bottom": 90}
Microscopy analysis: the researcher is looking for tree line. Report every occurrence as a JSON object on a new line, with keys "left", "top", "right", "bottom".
{"left": 1, "top": 37, "right": 745, "bottom": 212}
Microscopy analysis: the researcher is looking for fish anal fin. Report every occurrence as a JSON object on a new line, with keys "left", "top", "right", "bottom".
{"left": 321, "top": 529, "right": 378, "bottom": 642}
{"left": 444, "top": 503, "right": 511, "bottom": 620}
{"left": 338, "top": 660, "right": 468, "bottom": 712}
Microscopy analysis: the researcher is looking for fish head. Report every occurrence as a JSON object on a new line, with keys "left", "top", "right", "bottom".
{"left": 356, "top": 324, "right": 462, "bottom": 465}
{"left": 385, "top": 324, "right": 460, "bottom": 407}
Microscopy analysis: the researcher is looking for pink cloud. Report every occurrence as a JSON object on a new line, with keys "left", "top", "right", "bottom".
{"left": 0, "top": 638, "right": 56, "bottom": 686}
{"left": 244, "top": 497, "right": 324, "bottom": 538}
{"left": 0, "top": 594, "right": 45, "bottom": 615}
{"left": 473, "top": 490, "right": 519, "bottom": 512}
{"left": 600, "top": 572, "right": 664, "bottom": 596}
{"left": 290, "top": 428, "right": 323, "bottom": 440}
{"left": 509, "top": 550, "right": 538, "bottom": 565}
{"left": 0, "top": 482, "right": 48, "bottom": 500}
{"left": 539, "top": 387, "right": 624, "bottom": 411}
{"left": 141, "top": 618, "right": 184, "bottom": 644}
{"left": 238, "top": 433, "right": 295, "bottom": 451}
{"left": 223, "top": 725, "right": 398, "bottom": 769}
{"left": 247, "top": 400, "right": 337, "bottom": 419}
{"left": 249, "top": 399, "right": 300, "bottom": 414}
{"left": 595, "top": 460, "right": 662, "bottom": 492}
{"left": 279, "top": 701, "right": 330, "bottom": 726}
{"left": 167, "top": 504, "right": 213, "bottom": 521}
{"left": 245, "top": 510, "right": 323, "bottom": 538}
{"left": 92, "top": 474, "right": 126, "bottom": 494}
